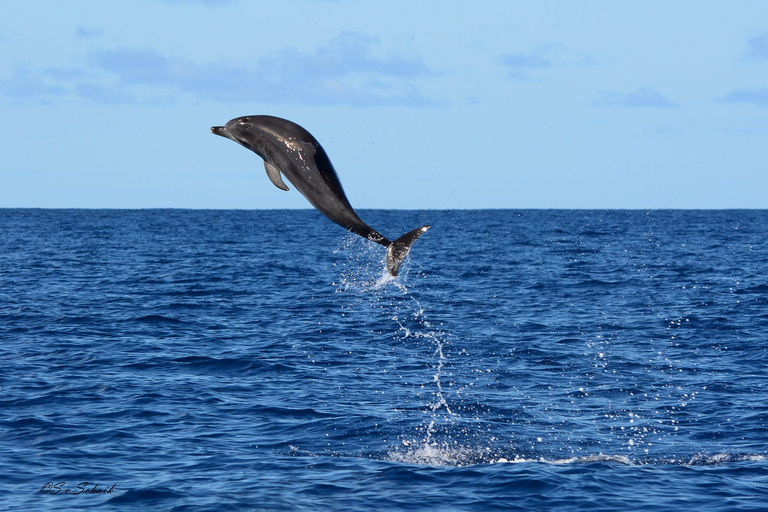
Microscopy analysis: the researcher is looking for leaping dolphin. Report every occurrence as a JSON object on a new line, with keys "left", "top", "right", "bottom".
{"left": 211, "top": 115, "right": 429, "bottom": 276}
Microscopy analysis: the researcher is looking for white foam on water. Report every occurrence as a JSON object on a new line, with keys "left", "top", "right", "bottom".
{"left": 386, "top": 440, "right": 497, "bottom": 467}
{"left": 384, "top": 448, "right": 768, "bottom": 467}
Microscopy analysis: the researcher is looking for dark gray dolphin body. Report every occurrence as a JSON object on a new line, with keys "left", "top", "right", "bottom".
{"left": 211, "top": 115, "right": 429, "bottom": 276}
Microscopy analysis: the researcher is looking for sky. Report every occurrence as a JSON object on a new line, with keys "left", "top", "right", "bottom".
{"left": 1, "top": 1, "right": 767, "bottom": 209}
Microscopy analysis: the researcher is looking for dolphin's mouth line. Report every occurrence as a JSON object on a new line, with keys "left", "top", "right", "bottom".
{"left": 212, "top": 126, "right": 251, "bottom": 151}
{"left": 211, "top": 126, "right": 237, "bottom": 142}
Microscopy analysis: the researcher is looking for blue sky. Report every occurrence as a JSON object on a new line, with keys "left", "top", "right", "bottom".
{"left": 2, "top": 1, "right": 767, "bottom": 209}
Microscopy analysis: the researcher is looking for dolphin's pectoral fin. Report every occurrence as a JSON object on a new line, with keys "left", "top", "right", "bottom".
{"left": 264, "top": 161, "right": 290, "bottom": 191}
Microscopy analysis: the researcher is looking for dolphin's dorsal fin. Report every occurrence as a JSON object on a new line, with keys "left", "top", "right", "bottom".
{"left": 264, "top": 161, "right": 289, "bottom": 191}
{"left": 300, "top": 140, "right": 317, "bottom": 153}
{"left": 300, "top": 141, "right": 318, "bottom": 162}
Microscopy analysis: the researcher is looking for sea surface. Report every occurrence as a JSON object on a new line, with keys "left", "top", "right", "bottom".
{"left": 1, "top": 209, "right": 767, "bottom": 511}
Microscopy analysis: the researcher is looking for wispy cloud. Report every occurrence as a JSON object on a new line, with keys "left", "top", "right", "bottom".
{"left": 744, "top": 31, "right": 768, "bottom": 60}
{"left": 498, "top": 44, "right": 559, "bottom": 81}
{"left": 88, "top": 47, "right": 175, "bottom": 86}
{"left": 76, "top": 26, "right": 103, "bottom": 39}
{"left": 719, "top": 87, "right": 768, "bottom": 107}
{"left": 498, "top": 44, "right": 593, "bottom": 81}
{"left": 719, "top": 33, "right": 768, "bottom": 108}
{"left": 0, "top": 66, "right": 66, "bottom": 101}
{"left": 45, "top": 67, "right": 87, "bottom": 80}
{"left": 593, "top": 87, "right": 677, "bottom": 108}
{"left": 157, "top": 0, "right": 236, "bottom": 5}
{"left": 75, "top": 82, "right": 136, "bottom": 105}
{"left": 2, "top": 32, "right": 440, "bottom": 107}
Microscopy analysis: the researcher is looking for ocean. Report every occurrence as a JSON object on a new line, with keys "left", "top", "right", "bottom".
{"left": 1, "top": 209, "right": 767, "bottom": 511}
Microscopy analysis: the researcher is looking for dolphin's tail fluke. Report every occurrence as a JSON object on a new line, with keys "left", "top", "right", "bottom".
{"left": 385, "top": 225, "right": 430, "bottom": 276}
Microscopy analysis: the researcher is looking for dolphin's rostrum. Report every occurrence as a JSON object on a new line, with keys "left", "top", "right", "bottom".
{"left": 211, "top": 115, "right": 429, "bottom": 276}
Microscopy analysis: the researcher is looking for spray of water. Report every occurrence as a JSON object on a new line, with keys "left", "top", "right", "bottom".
{"left": 331, "top": 234, "right": 492, "bottom": 466}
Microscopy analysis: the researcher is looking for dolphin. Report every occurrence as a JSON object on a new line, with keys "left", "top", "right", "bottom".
{"left": 211, "top": 115, "right": 429, "bottom": 276}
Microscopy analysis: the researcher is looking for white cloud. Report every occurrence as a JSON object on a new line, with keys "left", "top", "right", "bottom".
{"left": 498, "top": 44, "right": 594, "bottom": 81}
{"left": 75, "top": 82, "right": 136, "bottom": 105}
{"left": 76, "top": 27, "right": 103, "bottom": 39}
{"left": 0, "top": 66, "right": 66, "bottom": 100}
{"left": 593, "top": 87, "right": 677, "bottom": 108}
{"left": 745, "top": 32, "right": 768, "bottom": 60}
{"left": 156, "top": 0, "right": 235, "bottom": 5}
{"left": 2, "top": 32, "right": 440, "bottom": 107}
{"left": 719, "top": 88, "right": 768, "bottom": 107}
{"left": 498, "top": 44, "right": 559, "bottom": 81}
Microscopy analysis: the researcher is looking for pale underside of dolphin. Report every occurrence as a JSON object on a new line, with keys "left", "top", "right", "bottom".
{"left": 211, "top": 115, "right": 429, "bottom": 276}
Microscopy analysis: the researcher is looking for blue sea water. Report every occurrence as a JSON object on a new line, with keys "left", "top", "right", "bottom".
{"left": 1, "top": 209, "right": 767, "bottom": 511}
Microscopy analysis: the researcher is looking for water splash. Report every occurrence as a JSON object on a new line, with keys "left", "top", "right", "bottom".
{"left": 332, "top": 234, "right": 463, "bottom": 458}
{"left": 386, "top": 440, "right": 498, "bottom": 466}
{"left": 332, "top": 234, "right": 390, "bottom": 292}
